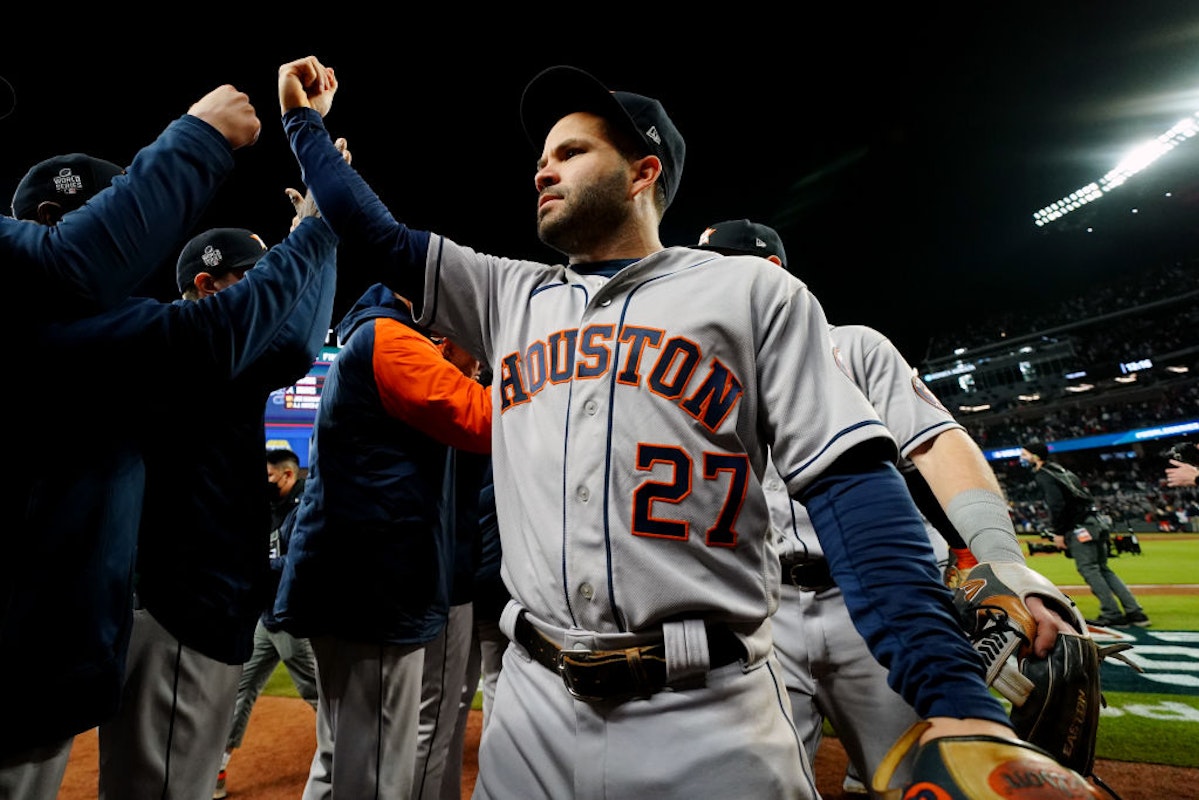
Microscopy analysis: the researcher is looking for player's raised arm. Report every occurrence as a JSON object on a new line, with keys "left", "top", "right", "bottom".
{"left": 278, "top": 56, "right": 337, "bottom": 117}
{"left": 276, "top": 55, "right": 429, "bottom": 303}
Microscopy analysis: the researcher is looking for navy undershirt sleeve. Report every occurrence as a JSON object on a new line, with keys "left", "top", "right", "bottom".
{"left": 797, "top": 457, "right": 1010, "bottom": 724}
{"left": 284, "top": 108, "right": 430, "bottom": 301}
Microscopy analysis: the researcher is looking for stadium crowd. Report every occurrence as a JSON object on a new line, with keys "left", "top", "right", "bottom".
{"left": 913, "top": 254, "right": 1197, "bottom": 537}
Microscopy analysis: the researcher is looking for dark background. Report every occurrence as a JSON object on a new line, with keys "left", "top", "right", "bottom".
{"left": 3, "top": 4, "right": 1196, "bottom": 362}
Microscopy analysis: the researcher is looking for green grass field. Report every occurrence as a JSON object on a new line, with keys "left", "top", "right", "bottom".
{"left": 266, "top": 535, "right": 1199, "bottom": 766}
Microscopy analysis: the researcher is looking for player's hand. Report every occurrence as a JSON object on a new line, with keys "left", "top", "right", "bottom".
{"left": 1024, "top": 594, "right": 1078, "bottom": 658}
{"left": 1165, "top": 458, "right": 1198, "bottom": 487}
{"left": 278, "top": 56, "right": 338, "bottom": 116}
{"left": 187, "top": 84, "right": 261, "bottom": 149}
{"left": 285, "top": 137, "right": 351, "bottom": 230}
{"left": 1052, "top": 533, "right": 1066, "bottom": 551}
{"left": 286, "top": 188, "right": 319, "bottom": 231}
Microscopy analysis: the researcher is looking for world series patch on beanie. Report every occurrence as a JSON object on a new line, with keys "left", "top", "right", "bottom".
{"left": 11, "top": 153, "right": 125, "bottom": 220}
{"left": 696, "top": 219, "right": 788, "bottom": 268}
{"left": 520, "top": 65, "right": 685, "bottom": 209}
{"left": 176, "top": 228, "right": 268, "bottom": 293}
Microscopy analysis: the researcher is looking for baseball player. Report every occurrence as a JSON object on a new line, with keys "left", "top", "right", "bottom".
{"left": 695, "top": 218, "right": 1082, "bottom": 795}
{"left": 275, "top": 56, "right": 1073, "bottom": 799}
{"left": 2, "top": 86, "right": 260, "bottom": 800}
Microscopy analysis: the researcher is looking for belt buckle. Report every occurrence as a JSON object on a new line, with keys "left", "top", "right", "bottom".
{"left": 788, "top": 561, "right": 831, "bottom": 592}
{"left": 556, "top": 649, "right": 608, "bottom": 702}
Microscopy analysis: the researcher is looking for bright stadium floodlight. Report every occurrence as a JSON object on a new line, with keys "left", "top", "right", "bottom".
{"left": 1032, "top": 111, "right": 1199, "bottom": 226}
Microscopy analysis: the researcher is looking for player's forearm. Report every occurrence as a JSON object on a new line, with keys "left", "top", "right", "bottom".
{"left": 283, "top": 107, "right": 429, "bottom": 299}
{"left": 911, "top": 429, "right": 1023, "bottom": 563}
{"left": 909, "top": 428, "right": 1002, "bottom": 502}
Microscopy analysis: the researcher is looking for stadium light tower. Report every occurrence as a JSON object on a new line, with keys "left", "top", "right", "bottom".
{"left": 1032, "top": 112, "right": 1198, "bottom": 227}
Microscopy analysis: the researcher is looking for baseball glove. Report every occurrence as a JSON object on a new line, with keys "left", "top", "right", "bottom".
{"left": 872, "top": 721, "right": 1103, "bottom": 800}
{"left": 951, "top": 562, "right": 1140, "bottom": 777}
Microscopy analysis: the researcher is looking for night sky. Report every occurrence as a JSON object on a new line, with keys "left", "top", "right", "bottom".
{"left": 4, "top": 5, "right": 1196, "bottom": 362}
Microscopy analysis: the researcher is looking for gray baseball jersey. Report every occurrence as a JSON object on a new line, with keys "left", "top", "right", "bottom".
{"left": 419, "top": 241, "right": 890, "bottom": 650}
{"left": 772, "top": 323, "right": 961, "bottom": 562}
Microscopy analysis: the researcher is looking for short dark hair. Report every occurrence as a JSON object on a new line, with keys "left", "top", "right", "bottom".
{"left": 266, "top": 448, "right": 300, "bottom": 469}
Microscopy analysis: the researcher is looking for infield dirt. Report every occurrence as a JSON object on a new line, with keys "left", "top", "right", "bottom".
{"left": 58, "top": 694, "right": 1193, "bottom": 800}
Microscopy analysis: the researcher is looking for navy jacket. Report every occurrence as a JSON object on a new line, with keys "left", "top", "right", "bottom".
{"left": 274, "top": 284, "right": 490, "bottom": 645}
{"left": 262, "top": 477, "right": 305, "bottom": 631}
{"left": 135, "top": 221, "right": 337, "bottom": 664}
{"left": 4, "top": 211, "right": 336, "bottom": 754}
{"left": 3, "top": 113, "right": 240, "bottom": 756}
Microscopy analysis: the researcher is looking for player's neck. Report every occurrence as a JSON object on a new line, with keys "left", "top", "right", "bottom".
{"left": 568, "top": 226, "right": 663, "bottom": 266}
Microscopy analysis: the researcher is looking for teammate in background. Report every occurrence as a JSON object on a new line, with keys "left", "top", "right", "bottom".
{"left": 1, "top": 87, "right": 260, "bottom": 800}
{"left": 413, "top": 433, "right": 492, "bottom": 800}
{"left": 214, "top": 448, "right": 320, "bottom": 800}
{"left": 3, "top": 85, "right": 259, "bottom": 326}
{"left": 1021, "top": 441, "right": 1151, "bottom": 628}
{"left": 272, "top": 285, "right": 491, "bottom": 799}
{"left": 276, "top": 56, "right": 1074, "bottom": 799}
{"left": 95, "top": 210, "right": 337, "bottom": 800}
{"left": 441, "top": 458, "right": 509, "bottom": 800}
{"left": 696, "top": 218, "right": 1079, "bottom": 796}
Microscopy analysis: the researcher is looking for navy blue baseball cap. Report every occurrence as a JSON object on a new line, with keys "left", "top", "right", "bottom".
{"left": 176, "top": 227, "right": 268, "bottom": 293}
{"left": 696, "top": 219, "right": 788, "bottom": 269}
{"left": 520, "top": 65, "right": 685, "bottom": 209}
{"left": 11, "top": 153, "right": 124, "bottom": 220}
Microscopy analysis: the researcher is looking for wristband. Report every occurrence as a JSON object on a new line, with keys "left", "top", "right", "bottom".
{"left": 945, "top": 488, "right": 1024, "bottom": 564}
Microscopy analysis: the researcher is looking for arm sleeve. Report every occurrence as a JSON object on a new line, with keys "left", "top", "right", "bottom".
{"left": 797, "top": 446, "right": 1010, "bottom": 724}
{"left": 283, "top": 108, "right": 430, "bottom": 301}
{"left": 11, "top": 113, "right": 235, "bottom": 320}
{"left": 168, "top": 218, "right": 339, "bottom": 387}
{"left": 373, "top": 318, "right": 493, "bottom": 453}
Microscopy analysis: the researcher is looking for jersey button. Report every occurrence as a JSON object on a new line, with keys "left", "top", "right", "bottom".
{"left": 576, "top": 486, "right": 590, "bottom": 502}
{"left": 600, "top": 299, "right": 612, "bottom": 307}
{"left": 584, "top": 400, "right": 598, "bottom": 415}
{"left": 579, "top": 583, "right": 594, "bottom": 599}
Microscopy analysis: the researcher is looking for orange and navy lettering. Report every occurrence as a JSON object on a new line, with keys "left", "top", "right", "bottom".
{"left": 499, "top": 322, "right": 744, "bottom": 432}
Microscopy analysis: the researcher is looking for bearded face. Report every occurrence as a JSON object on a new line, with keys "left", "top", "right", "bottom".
{"left": 534, "top": 112, "right": 638, "bottom": 259}
{"left": 537, "top": 164, "right": 631, "bottom": 256}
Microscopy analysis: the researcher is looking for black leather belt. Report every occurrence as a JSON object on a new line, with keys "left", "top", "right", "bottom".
{"left": 513, "top": 611, "right": 744, "bottom": 702}
{"left": 780, "top": 557, "right": 835, "bottom": 592}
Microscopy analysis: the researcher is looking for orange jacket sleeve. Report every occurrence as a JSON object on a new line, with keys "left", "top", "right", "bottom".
{"left": 372, "top": 317, "right": 492, "bottom": 453}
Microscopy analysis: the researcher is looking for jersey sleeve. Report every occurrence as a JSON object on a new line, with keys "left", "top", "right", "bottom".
{"left": 836, "top": 324, "right": 962, "bottom": 461}
{"left": 757, "top": 281, "right": 896, "bottom": 495}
